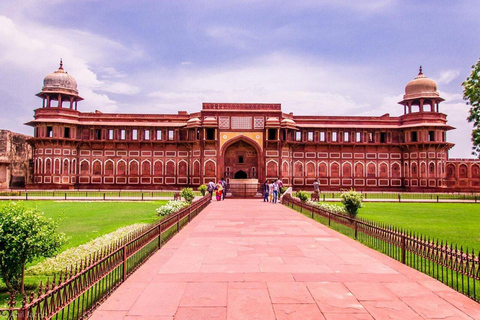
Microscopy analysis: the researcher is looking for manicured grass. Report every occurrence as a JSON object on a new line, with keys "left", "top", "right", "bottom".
{"left": 0, "top": 200, "right": 167, "bottom": 251}
{"left": 357, "top": 202, "right": 480, "bottom": 251}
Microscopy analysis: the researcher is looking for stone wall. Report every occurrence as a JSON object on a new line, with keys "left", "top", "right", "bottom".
{"left": 0, "top": 130, "right": 32, "bottom": 189}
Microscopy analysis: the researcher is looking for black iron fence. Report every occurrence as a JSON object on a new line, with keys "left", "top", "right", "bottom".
{"left": 307, "top": 191, "right": 480, "bottom": 203}
{"left": 0, "top": 190, "right": 201, "bottom": 201}
{"left": 0, "top": 195, "right": 211, "bottom": 320}
{"left": 226, "top": 183, "right": 262, "bottom": 198}
{"left": 282, "top": 194, "right": 480, "bottom": 302}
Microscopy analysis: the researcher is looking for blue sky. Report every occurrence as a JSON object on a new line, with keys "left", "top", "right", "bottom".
{"left": 0, "top": 0, "right": 478, "bottom": 157}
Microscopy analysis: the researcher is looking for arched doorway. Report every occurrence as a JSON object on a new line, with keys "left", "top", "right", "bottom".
{"left": 223, "top": 139, "right": 259, "bottom": 181}
{"left": 234, "top": 170, "right": 248, "bottom": 179}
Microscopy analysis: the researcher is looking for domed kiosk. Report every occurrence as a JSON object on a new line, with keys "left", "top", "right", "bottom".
{"left": 399, "top": 66, "right": 444, "bottom": 114}
{"left": 36, "top": 60, "right": 83, "bottom": 110}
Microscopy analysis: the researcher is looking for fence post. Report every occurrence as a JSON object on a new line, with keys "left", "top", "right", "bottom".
{"left": 354, "top": 220, "right": 358, "bottom": 239}
{"left": 103, "top": 193, "right": 106, "bottom": 200}
{"left": 300, "top": 202, "right": 302, "bottom": 213}
{"left": 328, "top": 212, "right": 331, "bottom": 226}
{"left": 177, "top": 213, "right": 180, "bottom": 232}
{"left": 158, "top": 224, "right": 162, "bottom": 249}
{"left": 436, "top": 195, "right": 439, "bottom": 203}
{"left": 188, "top": 205, "right": 192, "bottom": 222}
{"left": 475, "top": 196, "right": 477, "bottom": 203}
{"left": 65, "top": 193, "right": 67, "bottom": 200}
{"left": 123, "top": 245, "right": 127, "bottom": 280}
{"left": 398, "top": 194, "right": 401, "bottom": 202}
{"left": 17, "top": 309, "right": 28, "bottom": 320}
{"left": 311, "top": 206, "right": 314, "bottom": 219}
{"left": 142, "top": 193, "right": 144, "bottom": 201}
{"left": 401, "top": 235, "right": 406, "bottom": 264}
{"left": 25, "top": 192, "right": 28, "bottom": 201}
{"left": 323, "top": 194, "right": 325, "bottom": 202}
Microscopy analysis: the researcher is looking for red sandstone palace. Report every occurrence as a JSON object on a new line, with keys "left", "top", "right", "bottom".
{"left": 26, "top": 62, "right": 480, "bottom": 191}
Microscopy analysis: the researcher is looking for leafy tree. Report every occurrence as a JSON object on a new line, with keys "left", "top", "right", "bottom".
{"left": 462, "top": 58, "right": 480, "bottom": 156}
{"left": 180, "top": 188, "right": 195, "bottom": 203}
{"left": 0, "top": 202, "right": 66, "bottom": 294}
{"left": 340, "top": 189, "right": 363, "bottom": 218}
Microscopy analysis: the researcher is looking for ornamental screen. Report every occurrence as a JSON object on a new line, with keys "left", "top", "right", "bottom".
{"left": 231, "top": 117, "right": 252, "bottom": 130}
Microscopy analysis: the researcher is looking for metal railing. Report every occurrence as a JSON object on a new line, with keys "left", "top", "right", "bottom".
{"left": 0, "top": 190, "right": 202, "bottom": 201}
{"left": 282, "top": 194, "right": 480, "bottom": 302}
{"left": 305, "top": 191, "right": 480, "bottom": 203}
{"left": 0, "top": 195, "right": 211, "bottom": 320}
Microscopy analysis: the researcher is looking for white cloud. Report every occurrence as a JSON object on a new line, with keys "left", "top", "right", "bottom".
{"left": 437, "top": 70, "right": 460, "bottom": 84}
{"left": 97, "top": 82, "right": 141, "bottom": 95}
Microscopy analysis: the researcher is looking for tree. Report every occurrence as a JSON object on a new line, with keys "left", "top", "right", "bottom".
{"left": 0, "top": 202, "right": 66, "bottom": 294}
{"left": 462, "top": 58, "right": 480, "bottom": 156}
{"left": 180, "top": 187, "right": 195, "bottom": 203}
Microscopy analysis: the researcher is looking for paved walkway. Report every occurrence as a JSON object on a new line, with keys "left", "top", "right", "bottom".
{"left": 90, "top": 200, "right": 480, "bottom": 320}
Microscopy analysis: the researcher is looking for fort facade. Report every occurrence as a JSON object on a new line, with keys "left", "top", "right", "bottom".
{"left": 26, "top": 62, "right": 480, "bottom": 191}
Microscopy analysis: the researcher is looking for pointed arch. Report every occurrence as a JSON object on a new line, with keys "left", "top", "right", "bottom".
{"left": 318, "top": 161, "right": 328, "bottom": 177}
{"left": 354, "top": 162, "right": 364, "bottom": 178}
{"left": 379, "top": 161, "right": 388, "bottom": 178}
{"left": 366, "top": 161, "right": 376, "bottom": 178}
{"left": 330, "top": 161, "right": 340, "bottom": 178}
{"left": 166, "top": 160, "right": 176, "bottom": 176}
{"left": 294, "top": 161, "right": 304, "bottom": 177}
{"left": 282, "top": 160, "right": 289, "bottom": 176}
{"left": 141, "top": 160, "right": 151, "bottom": 176}
{"left": 178, "top": 160, "right": 188, "bottom": 176}
{"left": 266, "top": 160, "right": 279, "bottom": 177}
{"left": 63, "top": 158, "right": 69, "bottom": 175}
{"left": 92, "top": 159, "right": 102, "bottom": 175}
{"left": 204, "top": 159, "right": 216, "bottom": 176}
{"left": 391, "top": 162, "right": 401, "bottom": 178}
{"left": 105, "top": 159, "right": 114, "bottom": 176}
{"left": 306, "top": 161, "right": 316, "bottom": 178}
{"left": 193, "top": 160, "right": 200, "bottom": 176}
{"left": 117, "top": 159, "right": 126, "bottom": 175}
{"left": 342, "top": 162, "right": 352, "bottom": 178}
{"left": 154, "top": 160, "right": 163, "bottom": 176}
{"left": 79, "top": 159, "right": 89, "bottom": 175}
{"left": 129, "top": 159, "right": 139, "bottom": 175}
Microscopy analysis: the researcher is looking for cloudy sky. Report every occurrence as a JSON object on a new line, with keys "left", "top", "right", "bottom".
{"left": 0, "top": 0, "right": 478, "bottom": 158}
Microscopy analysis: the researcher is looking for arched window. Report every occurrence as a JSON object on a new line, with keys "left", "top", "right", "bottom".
{"left": 343, "top": 163, "right": 352, "bottom": 178}
{"left": 392, "top": 163, "right": 400, "bottom": 178}
{"left": 459, "top": 164, "right": 468, "bottom": 178}
{"left": 142, "top": 161, "right": 151, "bottom": 176}
{"left": 63, "top": 159, "right": 69, "bottom": 175}
{"left": 117, "top": 161, "right": 126, "bottom": 175}
{"left": 267, "top": 161, "right": 278, "bottom": 177}
{"left": 178, "top": 161, "right": 187, "bottom": 176}
{"left": 367, "top": 163, "right": 376, "bottom": 178}
{"left": 105, "top": 161, "right": 114, "bottom": 175}
{"left": 130, "top": 161, "right": 139, "bottom": 175}
{"left": 294, "top": 162, "right": 304, "bottom": 177}
{"left": 355, "top": 163, "right": 363, "bottom": 178}
{"left": 93, "top": 161, "right": 102, "bottom": 175}
{"left": 193, "top": 161, "right": 200, "bottom": 176}
{"left": 80, "top": 161, "right": 89, "bottom": 175}
{"left": 446, "top": 164, "right": 455, "bottom": 179}
{"left": 379, "top": 163, "right": 388, "bottom": 178}
{"left": 154, "top": 161, "right": 163, "bottom": 175}
{"left": 331, "top": 163, "right": 339, "bottom": 178}
{"left": 306, "top": 162, "right": 315, "bottom": 177}
{"left": 319, "top": 163, "right": 327, "bottom": 177}
{"left": 166, "top": 161, "right": 175, "bottom": 176}
{"left": 45, "top": 159, "right": 52, "bottom": 175}
{"left": 282, "top": 162, "right": 289, "bottom": 176}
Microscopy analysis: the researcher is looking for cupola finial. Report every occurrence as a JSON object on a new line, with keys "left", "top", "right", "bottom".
{"left": 419, "top": 65, "right": 423, "bottom": 75}
{"left": 59, "top": 58, "right": 63, "bottom": 70}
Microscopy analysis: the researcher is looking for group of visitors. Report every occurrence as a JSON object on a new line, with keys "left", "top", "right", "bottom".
{"left": 263, "top": 179, "right": 283, "bottom": 204}
{"left": 207, "top": 178, "right": 227, "bottom": 201}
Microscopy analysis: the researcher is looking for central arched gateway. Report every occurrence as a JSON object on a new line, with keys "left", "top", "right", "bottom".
{"left": 222, "top": 139, "right": 259, "bottom": 181}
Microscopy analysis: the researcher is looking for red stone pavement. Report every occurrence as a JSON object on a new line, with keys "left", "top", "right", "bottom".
{"left": 90, "top": 200, "right": 480, "bottom": 320}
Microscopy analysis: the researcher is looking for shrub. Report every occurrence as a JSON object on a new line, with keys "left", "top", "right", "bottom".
{"left": 0, "top": 202, "right": 66, "bottom": 293}
{"left": 295, "top": 190, "right": 309, "bottom": 203}
{"left": 197, "top": 184, "right": 208, "bottom": 196}
{"left": 180, "top": 188, "right": 195, "bottom": 203}
{"left": 156, "top": 200, "right": 188, "bottom": 216}
{"left": 309, "top": 201, "right": 347, "bottom": 215}
{"left": 341, "top": 188, "right": 363, "bottom": 217}
{"left": 28, "top": 223, "right": 148, "bottom": 276}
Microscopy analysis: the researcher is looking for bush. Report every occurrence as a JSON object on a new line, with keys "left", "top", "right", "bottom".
{"left": 156, "top": 200, "right": 188, "bottom": 217}
{"left": 309, "top": 201, "right": 347, "bottom": 215}
{"left": 28, "top": 223, "right": 148, "bottom": 275}
{"left": 198, "top": 184, "right": 208, "bottom": 196}
{"left": 0, "top": 202, "right": 66, "bottom": 293}
{"left": 295, "top": 190, "right": 309, "bottom": 203}
{"left": 180, "top": 188, "right": 195, "bottom": 203}
{"left": 341, "top": 189, "right": 363, "bottom": 217}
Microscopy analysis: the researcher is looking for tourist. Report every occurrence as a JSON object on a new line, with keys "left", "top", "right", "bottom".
{"left": 220, "top": 177, "right": 227, "bottom": 200}
{"left": 207, "top": 179, "right": 215, "bottom": 200}
{"left": 313, "top": 179, "right": 319, "bottom": 192}
{"left": 272, "top": 179, "right": 279, "bottom": 204}
{"left": 269, "top": 180, "right": 274, "bottom": 203}
{"left": 263, "top": 180, "right": 269, "bottom": 202}
{"left": 215, "top": 180, "right": 223, "bottom": 201}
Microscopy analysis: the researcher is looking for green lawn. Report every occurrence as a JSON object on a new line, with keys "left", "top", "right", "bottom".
{"left": 356, "top": 202, "right": 480, "bottom": 251}
{"left": 0, "top": 200, "right": 167, "bottom": 304}
{"left": 2, "top": 200, "right": 167, "bottom": 251}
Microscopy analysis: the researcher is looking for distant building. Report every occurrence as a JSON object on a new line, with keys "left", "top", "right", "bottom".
{"left": 0, "top": 129, "right": 32, "bottom": 189}
{"left": 26, "top": 62, "right": 480, "bottom": 191}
